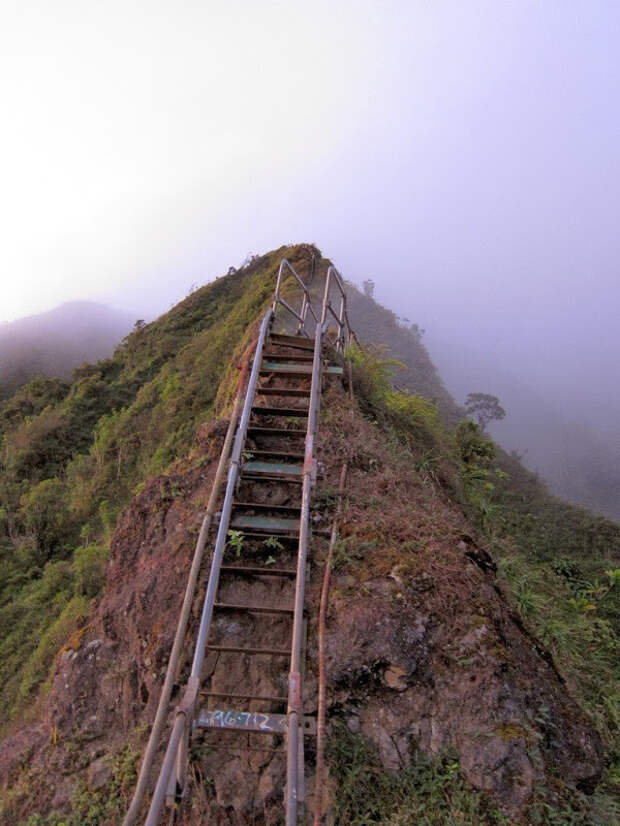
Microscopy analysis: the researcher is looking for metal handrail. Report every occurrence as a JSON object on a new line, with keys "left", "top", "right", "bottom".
{"left": 144, "top": 309, "right": 273, "bottom": 826}
{"left": 272, "top": 258, "right": 318, "bottom": 336}
{"left": 284, "top": 281, "right": 325, "bottom": 824}
{"left": 321, "top": 265, "right": 353, "bottom": 352}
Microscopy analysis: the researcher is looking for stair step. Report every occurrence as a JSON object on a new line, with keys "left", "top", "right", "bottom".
{"left": 268, "top": 333, "right": 315, "bottom": 350}
{"left": 256, "top": 387, "right": 311, "bottom": 398}
{"left": 260, "top": 363, "right": 312, "bottom": 376}
{"left": 248, "top": 426, "right": 306, "bottom": 437}
{"left": 245, "top": 449, "right": 304, "bottom": 461}
{"left": 229, "top": 515, "right": 300, "bottom": 534}
{"left": 195, "top": 707, "right": 316, "bottom": 734}
{"left": 243, "top": 460, "right": 303, "bottom": 477}
{"left": 201, "top": 691, "right": 288, "bottom": 703}
{"left": 260, "top": 363, "right": 343, "bottom": 377}
{"left": 206, "top": 644, "right": 290, "bottom": 656}
{"left": 220, "top": 565, "right": 297, "bottom": 578}
{"left": 227, "top": 531, "right": 299, "bottom": 543}
{"left": 251, "top": 406, "right": 308, "bottom": 417}
{"left": 263, "top": 352, "right": 315, "bottom": 363}
{"left": 233, "top": 501, "right": 301, "bottom": 514}
{"left": 195, "top": 708, "right": 288, "bottom": 733}
{"left": 214, "top": 602, "right": 294, "bottom": 615}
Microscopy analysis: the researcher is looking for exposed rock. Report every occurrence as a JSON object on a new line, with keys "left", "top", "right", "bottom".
{"left": 383, "top": 664, "right": 408, "bottom": 690}
{"left": 0, "top": 381, "right": 605, "bottom": 825}
{"left": 87, "top": 756, "right": 112, "bottom": 790}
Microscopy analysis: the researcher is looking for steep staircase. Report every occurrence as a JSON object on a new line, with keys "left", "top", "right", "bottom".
{"left": 128, "top": 258, "right": 352, "bottom": 826}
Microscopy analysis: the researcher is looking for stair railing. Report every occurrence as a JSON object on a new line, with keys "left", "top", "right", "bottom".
{"left": 144, "top": 308, "right": 274, "bottom": 826}
{"left": 321, "top": 265, "right": 353, "bottom": 351}
{"left": 272, "top": 258, "right": 318, "bottom": 336}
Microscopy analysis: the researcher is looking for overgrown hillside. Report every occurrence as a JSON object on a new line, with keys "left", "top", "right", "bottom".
{"left": 0, "top": 302, "right": 134, "bottom": 400}
{"left": 0, "top": 244, "right": 617, "bottom": 825}
{"left": 345, "top": 283, "right": 461, "bottom": 422}
{"left": 0, "top": 246, "right": 310, "bottom": 733}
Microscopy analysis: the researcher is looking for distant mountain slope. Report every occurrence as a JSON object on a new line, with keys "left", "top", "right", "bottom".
{"left": 426, "top": 333, "right": 620, "bottom": 522}
{"left": 345, "top": 283, "right": 462, "bottom": 423}
{"left": 0, "top": 302, "right": 134, "bottom": 399}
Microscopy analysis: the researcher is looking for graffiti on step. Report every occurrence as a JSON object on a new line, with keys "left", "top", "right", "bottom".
{"left": 203, "top": 709, "right": 287, "bottom": 733}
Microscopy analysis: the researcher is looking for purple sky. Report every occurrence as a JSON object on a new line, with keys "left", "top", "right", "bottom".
{"left": 1, "top": 1, "right": 619, "bottom": 510}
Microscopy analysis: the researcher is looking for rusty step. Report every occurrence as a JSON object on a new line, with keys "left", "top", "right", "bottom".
{"left": 268, "top": 333, "right": 315, "bottom": 350}
{"left": 220, "top": 565, "right": 297, "bottom": 577}
{"left": 206, "top": 644, "right": 290, "bottom": 656}
{"left": 256, "top": 387, "right": 310, "bottom": 398}
{"left": 260, "top": 363, "right": 343, "bottom": 377}
{"left": 201, "top": 690, "right": 288, "bottom": 703}
{"left": 232, "top": 501, "right": 301, "bottom": 514}
{"left": 247, "top": 426, "right": 305, "bottom": 437}
{"left": 214, "top": 602, "right": 294, "bottom": 615}
{"left": 262, "top": 352, "right": 315, "bottom": 363}
{"left": 251, "top": 406, "right": 308, "bottom": 417}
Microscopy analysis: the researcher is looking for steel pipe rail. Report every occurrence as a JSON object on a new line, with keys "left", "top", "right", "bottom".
{"left": 321, "top": 265, "right": 353, "bottom": 351}
{"left": 272, "top": 258, "right": 318, "bottom": 336}
{"left": 144, "top": 310, "right": 273, "bottom": 826}
{"left": 284, "top": 278, "right": 326, "bottom": 824}
{"left": 122, "top": 354, "right": 249, "bottom": 826}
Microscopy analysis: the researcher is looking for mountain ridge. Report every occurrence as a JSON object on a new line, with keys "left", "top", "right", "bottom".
{"left": 0, "top": 300, "right": 135, "bottom": 400}
{"left": 0, "top": 245, "right": 617, "bottom": 825}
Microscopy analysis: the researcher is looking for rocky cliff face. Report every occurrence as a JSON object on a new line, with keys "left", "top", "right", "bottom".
{"left": 0, "top": 382, "right": 604, "bottom": 825}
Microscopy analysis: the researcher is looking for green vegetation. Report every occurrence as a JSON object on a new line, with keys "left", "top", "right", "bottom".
{"left": 345, "top": 346, "right": 619, "bottom": 822}
{"left": 1, "top": 245, "right": 618, "bottom": 822}
{"left": 464, "top": 392, "right": 506, "bottom": 431}
{"left": 11, "top": 745, "right": 139, "bottom": 826}
{"left": 328, "top": 722, "right": 508, "bottom": 825}
{"left": 345, "top": 281, "right": 460, "bottom": 423}
{"left": 0, "top": 245, "right": 312, "bottom": 729}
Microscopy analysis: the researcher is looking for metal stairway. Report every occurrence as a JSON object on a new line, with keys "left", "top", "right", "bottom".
{"left": 134, "top": 258, "right": 352, "bottom": 826}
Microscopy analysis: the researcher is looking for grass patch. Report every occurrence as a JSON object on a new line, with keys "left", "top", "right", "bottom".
{"left": 327, "top": 722, "right": 508, "bottom": 825}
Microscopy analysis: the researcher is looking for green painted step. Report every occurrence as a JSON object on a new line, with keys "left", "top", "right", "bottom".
{"left": 260, "top": 362, "right": 343, "bottom": 376}
{"left": 229, "top": 514, "right": 300, "bottom": 534}
{"left": 262, "top": 361, "right": 312, "bottom": 373}
{"left": 243, "top": 460, "right": 302, "bottom": 476}
{"left": 247, "top": 449, "right": 304, "bottom": 460}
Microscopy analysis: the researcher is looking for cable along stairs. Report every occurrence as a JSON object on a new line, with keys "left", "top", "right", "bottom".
{"left": 131, "top": 258, "right": 353, "bottom": 826}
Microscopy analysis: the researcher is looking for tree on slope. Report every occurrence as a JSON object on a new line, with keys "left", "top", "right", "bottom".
{"left": 465, "top": 392, "right": 506, "bottom": 431}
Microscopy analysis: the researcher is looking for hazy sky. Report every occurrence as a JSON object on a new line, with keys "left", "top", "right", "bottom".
{"left": 1, "top": 1, "right": 619, "bottom": 451}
